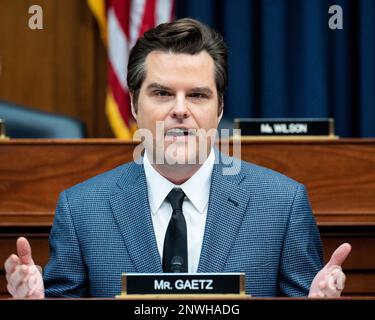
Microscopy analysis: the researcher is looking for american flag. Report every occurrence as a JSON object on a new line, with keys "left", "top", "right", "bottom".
{"left": 88, "top": 0, "right": 174, "bottom": 139}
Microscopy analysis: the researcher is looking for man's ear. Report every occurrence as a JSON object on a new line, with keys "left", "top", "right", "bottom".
{"left": 130, "top": 92, "right": 137, "bottom": 120}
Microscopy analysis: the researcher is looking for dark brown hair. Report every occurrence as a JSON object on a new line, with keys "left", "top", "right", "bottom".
{"left": 127, "top": 18, "right": 227, "bottom": 114}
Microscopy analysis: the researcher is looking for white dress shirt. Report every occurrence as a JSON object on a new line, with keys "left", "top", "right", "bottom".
{"left": 143, "top": 149, "right": 215, "bottom": 273}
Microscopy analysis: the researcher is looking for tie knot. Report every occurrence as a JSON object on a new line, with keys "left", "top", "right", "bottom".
{"left": 166, "top": 188, "right": 185, "bottom": 211}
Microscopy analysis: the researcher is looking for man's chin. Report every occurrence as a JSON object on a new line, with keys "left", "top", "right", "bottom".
{"left": 164, "top": 146, "right": 198, "bottom": 165}
{"left": 149, "top": 136, "right": 211, "bottom": 165}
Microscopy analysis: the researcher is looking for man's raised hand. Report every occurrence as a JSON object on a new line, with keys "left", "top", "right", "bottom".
{"left": 4, "top": 237, "right": 45, "bottom": 298}
{"left": 309, "top": 243, "right": 352, "bottom": 298}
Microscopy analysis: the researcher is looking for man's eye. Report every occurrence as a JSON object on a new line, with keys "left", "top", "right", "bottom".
{"left": 189, "top": 93, "right": 207, "bottom": 99}
{"left": 154, "top": 90, "right": 171, "bottom": 97}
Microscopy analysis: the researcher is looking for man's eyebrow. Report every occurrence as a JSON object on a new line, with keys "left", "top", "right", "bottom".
{"left": 187, "top": 87, "right": 213, "bottom": 95}
{"left": 146, "top": 83, "right": 171, "bottom": 91}
{"left": 145, "top": 83, "right": 213, "bottom": 95}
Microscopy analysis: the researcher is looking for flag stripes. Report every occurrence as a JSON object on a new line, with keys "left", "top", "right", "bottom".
{"left": 88, "top": 0, "right": 174, "bottom": 139}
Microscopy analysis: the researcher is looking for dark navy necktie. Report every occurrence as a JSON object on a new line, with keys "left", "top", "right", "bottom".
{"left": 163, "top": 188, "right": 188, "bottom": 273}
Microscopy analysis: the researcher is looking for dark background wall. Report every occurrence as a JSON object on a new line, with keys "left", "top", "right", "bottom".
{"left": 176, "top": 0, "right": 375, "bottom": 137}
{"left": 0, "top": 0, "right": 374, "bottom": 138}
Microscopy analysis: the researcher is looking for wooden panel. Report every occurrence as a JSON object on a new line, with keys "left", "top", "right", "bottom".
{"left": 238, "top": 141, "right": 375, "bottom": 223}
{"left": 343, "top": 273, "right": 375, "bottom": 296}
{"left": 0, "top": 232, "right": 50, "bottom": 268}
{"left": 1, "top": 139, "right": 374, "bottom": 226}
{"left": 0, "top": 140, "right": 135, "bottom": 224}
{"left": 322, "top": 230, "right": 375, "bottom": 270}
{"left": 0, "top": 0, "right": 111, "bottom": 138}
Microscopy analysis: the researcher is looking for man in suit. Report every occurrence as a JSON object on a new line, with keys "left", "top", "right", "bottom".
{"left": 5, "top": 18, "right": 351, "bottom": 298}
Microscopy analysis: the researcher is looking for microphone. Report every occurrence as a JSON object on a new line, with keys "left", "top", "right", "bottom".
{"left": 170, "top": 256, "right": 185, "bottom": 273}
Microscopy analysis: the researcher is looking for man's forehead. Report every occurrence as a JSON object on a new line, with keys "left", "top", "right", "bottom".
{"left": 143, "top": 50, "right": 216, "bottom": 87}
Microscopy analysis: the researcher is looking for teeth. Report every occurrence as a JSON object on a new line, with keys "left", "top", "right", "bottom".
{"left": 166, "top": 128, "right": 195, "bottom": 136}
{"left": 166, "top": 128, "right": 185, "bottom": 136}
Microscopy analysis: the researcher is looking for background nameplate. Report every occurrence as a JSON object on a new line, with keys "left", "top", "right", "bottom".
{"left": 234, "top": 118, "right": 335, "bottom": 137}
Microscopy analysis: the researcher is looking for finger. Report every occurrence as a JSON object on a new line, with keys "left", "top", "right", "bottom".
{"left": 16, "top": 237, "right": 34, "bottom": 265}
{"left": 336, "top": 270, "right": 346, "bottom": 290}
{"left": 25, "top": 268, "right": 44, "bottom": 298}
{"left": 5, "top": 255, "right": 25, "bottom": 282}
{"left": 26, "top": 274, "right": 41, "bottom": 297}
{"left": 15, "top": 280, "right": 31, "bottom": 298}
{"left": 9, "top": 269, "right": 32, "bottom": 298}
{"left": 326, "top": 243, "right": 352, "bottom": 268}
{"left": 319, "top": 281, "right": 326, "bottom": 290}
{"left": 328, "top": 274, "right": 336, "bottom": 291}
{"left": 8, "top": 265, "right": 30, "bottom": 290}
{"left": 322, "top": 287, "right": 340, "bottom": 298}
{"left": 27, "top": 275, "right": 37, "bottom": 291}
{"left": 36, "top": 265, "right": 43, "bottom": 274}
{"left": 28, "top": 279, "right": 37, "bottom": 297}
{"left": 7, "top": 283, "right": 16, "bottom": 297}
{"left": 4, "top": 254, "right": 21, "bottom": 274}
{"left": 12, "top": 266, "right": 42, "bottom": 298}
{"left": 15, "top": 268, "right": 39, "bottom": 298}
{"left": 27, "top": 266, "right": 41, "bottom": 287}
{"left": 28, "top": 287, "right": 45, "bottom": 299}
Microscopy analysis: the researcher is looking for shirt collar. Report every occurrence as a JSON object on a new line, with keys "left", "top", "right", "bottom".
{"left": 143, "top": 149, "right": 215, "bottom": 215}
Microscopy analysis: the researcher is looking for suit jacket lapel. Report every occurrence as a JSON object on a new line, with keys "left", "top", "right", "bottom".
{"left": 198, "top": 155, "right": 250, "bottom": 272}
{"left": 110, "top": 162, "right": 163, "bottom": 273}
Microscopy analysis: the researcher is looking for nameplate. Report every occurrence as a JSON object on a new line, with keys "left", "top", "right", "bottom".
{"left": 234, "top": 118, "right": 335, "bottom": 137}
{"left": 119, "top": 273, "right": 245, "bottom": 296}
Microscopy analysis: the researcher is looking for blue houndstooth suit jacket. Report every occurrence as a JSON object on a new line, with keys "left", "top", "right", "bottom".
{"left": 43, "top": 151, "right": 323, "bottom": 297}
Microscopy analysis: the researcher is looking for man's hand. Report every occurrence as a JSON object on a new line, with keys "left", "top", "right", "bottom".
{"left": 309, "top": 243, "right": 352, "bottom": 298}
{"left": 4, "top": 237, "right": 45, "bottom": 298}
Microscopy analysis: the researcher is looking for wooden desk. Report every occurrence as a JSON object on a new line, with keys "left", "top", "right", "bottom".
{"left": 0, "top": 139, "right": 374, "bottom": 296}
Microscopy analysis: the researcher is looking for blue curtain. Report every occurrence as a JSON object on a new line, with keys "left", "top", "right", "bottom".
{"left": 176, "top": 0, "right": 375, "bottom": 137}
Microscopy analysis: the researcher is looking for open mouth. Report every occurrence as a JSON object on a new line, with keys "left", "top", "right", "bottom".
{"left": 165, "top": 128, "right": 196, "bottom": 137}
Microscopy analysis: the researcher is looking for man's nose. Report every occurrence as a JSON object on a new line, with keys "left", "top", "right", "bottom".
{"left": 170, "top": 96, "right": 189, "bottom": 120}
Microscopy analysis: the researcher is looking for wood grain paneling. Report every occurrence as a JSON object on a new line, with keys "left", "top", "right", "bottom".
{"left": 239, "top": 141, "right": 375, "bottom": 222}
{"left": 0, "top": 140, "right": 135, "bottom": 222}
{"left": 1, "top": 139, "right": 374, "bottom": 226}
{"left": 0, "top": 0, "right": 111, "bottom": 137}
{"left": 321, "top": 229, "right": 375, "bottom": 270}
